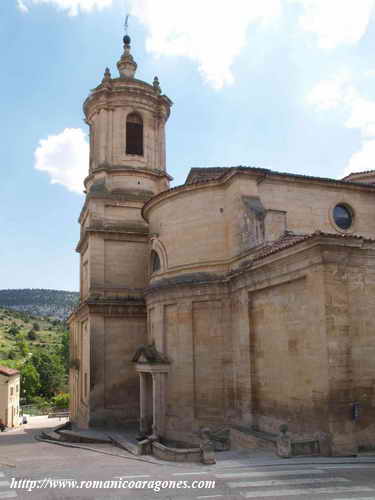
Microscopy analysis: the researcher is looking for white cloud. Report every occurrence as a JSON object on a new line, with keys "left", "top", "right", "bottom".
{"left": 308, "top": 74, "right": 375, "bottom": 137}
{"left": 16, "top": 0, "right": 112, "bottom": 16}
{"left": 16, "top": 0, "right": 29, "bottom": 13}
{"left": 308, "top": 73, "right": 375, "bottom": 175}
{"left": 307, "top": 72, "right": 351, "bottom": 110}
{"left": 128, "top": 0, "right": 282, "bottom": 89}
{"left": 34, "top": 128, "right": 88, "bottom": 194}
{"left": 17, "top": 0, "right": 282, "bottom": 88}
{"left": 17, "top": 0, "right": 375, "bottom": 88}
{"left": 344, "top": 139, "right": 375, "bottom": 176}
{"left": 291, "top": 0, "right": 375, "bottom": 49}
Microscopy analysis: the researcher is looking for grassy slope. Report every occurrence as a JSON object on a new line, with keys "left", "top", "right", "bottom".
{"left": 0, "top": 307, "right": 66, "bottom": 362}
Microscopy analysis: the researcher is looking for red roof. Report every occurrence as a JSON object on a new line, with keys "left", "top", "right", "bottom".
{"left": 249, "top": 230, "right": 375, "bottom": 262}
{"left": 342, "top": 169, "right": 375, "bottom": 180}
{"left": 0, "top": 366, "right": 19, "bottom": 377}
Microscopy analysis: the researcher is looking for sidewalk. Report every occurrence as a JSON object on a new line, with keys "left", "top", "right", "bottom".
{"left": 213, "top": 449, "right": 375, "bottom": 469}
{"left": 0, "top": 416, "right": 69, "bottom": 435}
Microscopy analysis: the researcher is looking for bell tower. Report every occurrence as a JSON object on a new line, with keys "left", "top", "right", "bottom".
{"left": 69, "top": 32, "right": 173, "bottom": 428}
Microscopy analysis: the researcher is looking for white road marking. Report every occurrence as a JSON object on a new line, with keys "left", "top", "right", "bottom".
{"left": 0, "top": 492, "right": 17, "bottom": 499}
{"left": 213, "top": 462, "right": 243, "bottom": 467}
{"left": 241, "top": 486, "right": 374, "bottom": 498}
{"left": 216, "top": 469, "right": 325, "bottom": 478}
{"left": 173, "top": 472, "right": 209, "bottom": 476}
{"left": 320, "top": 464, "right": 375, "bottom": 470}
{"left": 214, "top": 462, "right": 375, "bottom": 470}
{"left": 113, "top": 475, "right": 150, "bottom": 479}
{"left": 228, "top": 477, "right": 350, "bottom": 488}
{"left": 197, "top": 496, "right": 223, "bottom": 499}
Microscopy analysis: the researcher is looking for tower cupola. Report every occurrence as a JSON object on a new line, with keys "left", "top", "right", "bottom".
{"left": 82, "top": 30, "right": 173, "bottom": 197}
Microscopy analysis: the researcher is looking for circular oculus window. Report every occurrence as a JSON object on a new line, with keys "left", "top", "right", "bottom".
{"left": 333, "top": 204, "right": 353, "bottom": 230}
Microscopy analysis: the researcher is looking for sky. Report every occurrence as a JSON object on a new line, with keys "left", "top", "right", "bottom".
{"left": 2, "top": 0, "right": 375, "bottom": 291}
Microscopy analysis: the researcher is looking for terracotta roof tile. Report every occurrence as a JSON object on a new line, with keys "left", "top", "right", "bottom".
{"left": 0, "top": 365, "right": 19, "bottom": 377}
{"left": 251, "top": 233, "right": 310, "bottom": 261}
{"left": 342, "top": 169, "right": 375, "bottom": 179}
{"left": 250, "top": 231, "right": 375, "bottom": 262}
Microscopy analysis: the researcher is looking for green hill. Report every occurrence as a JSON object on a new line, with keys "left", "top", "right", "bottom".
{"left": 0, "top": 289, "right": 79, "bottom": 320}
{"left": 0, "top": 307, "right": 69, "bottom": 404}
{"left": 0, "top": 307, "right": 68, "bottom": 363}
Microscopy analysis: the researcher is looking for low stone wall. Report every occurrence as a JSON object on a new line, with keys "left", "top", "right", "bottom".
{"left": 152, "top": 441, "right": 201, "bottom": 463}
{"left": 291, "top": 439, "right": 320, "bottom": 456}
{"left": 230, "top": 428, "right": 276, "bottom": 450}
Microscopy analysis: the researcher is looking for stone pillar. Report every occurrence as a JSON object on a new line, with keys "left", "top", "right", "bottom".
{"left": 276, "top": 425, "right": 292, "bottom": 458}
{"left": 152, "top": 372, "right": 166, "bottom": 438}
{"left": 139, "top": 373, "right": 148, "bottom": 435}
{"left": 106, "top": 108, "right": 114, "bottom": 164}
{"left": 200, "top": 428, "right": 216, "bottom": 465}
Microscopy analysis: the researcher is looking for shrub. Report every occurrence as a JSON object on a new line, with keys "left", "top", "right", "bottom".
{"left": 31, "top": 396, "right": 52, "bottom": 414}
{"left": 27, "top": 330, "right": 37, "bottom": 341}
{"left": 52, "top": 392, "right": 70, "bottom": 409}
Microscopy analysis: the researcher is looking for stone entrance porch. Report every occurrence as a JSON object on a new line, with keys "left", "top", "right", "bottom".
{"left": 132, "top": 344, "right": 170, "bottom": 439}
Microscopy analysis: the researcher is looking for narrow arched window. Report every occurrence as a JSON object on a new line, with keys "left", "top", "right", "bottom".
{"left": 151, "top": 250, "right": 161, "bottom": 273}
{"left": 126, "top": 112, "right": 143, "bottom": 155}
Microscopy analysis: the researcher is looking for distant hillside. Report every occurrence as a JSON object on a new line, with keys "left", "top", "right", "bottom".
{"left": 0, "top": 306, "right": 69, "bottom": 404}
{"left": 0, "top": 289, "right": 79, "bottom": 320}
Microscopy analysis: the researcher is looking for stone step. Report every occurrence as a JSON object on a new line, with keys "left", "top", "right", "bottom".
{"left": 233, "top": 425, "right": 278, "bottom": 442}
{"left": 56, "top": 429, "right": 111, "bottom": 444}
{"left": 54, "top": 421, "right": 71, "bottom": 432}
{"left": 107, "top": 432, "right": 143, "bottom": 456}
{"left": 40, "top": 430, "right": 62, "bottom": 441}
{"left": 230, "top": 426, "right": 277, "bottom": 451}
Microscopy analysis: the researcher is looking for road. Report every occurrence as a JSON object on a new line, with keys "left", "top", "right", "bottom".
{"left": 1, "top": 418, "right": 375, "bottom": 499}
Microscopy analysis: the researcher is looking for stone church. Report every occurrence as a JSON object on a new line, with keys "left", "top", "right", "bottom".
{"left": 69, "top": 33, "right": 375, "bottom": 457}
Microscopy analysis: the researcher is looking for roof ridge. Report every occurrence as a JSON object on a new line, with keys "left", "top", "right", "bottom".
{"left": 342, "top": 169, "right": 375, "bottom": 179}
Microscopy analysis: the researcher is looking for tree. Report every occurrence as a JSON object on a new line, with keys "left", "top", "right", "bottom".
{"left": 8, "top": 349, "right": 17, "bottom": 360}
{"left": 7, "top": 323, "right": 19, "bottom": 337}
{"left": 60, "top": 330, "right": 70, "bottom": 373}
{"left": 32, "top": 322, "right": 40, "bottom": 331}
{"left": 20, "top": 362, "right": 40, "bottom": 402}
{"left": 16, "top": 339, "right": 29, "bottom": 357}
{"left": 31, "top": 349, "right": 65, "bottom": 399}
{"left": 27, "top": 329, "right": 37, "bottom": 341}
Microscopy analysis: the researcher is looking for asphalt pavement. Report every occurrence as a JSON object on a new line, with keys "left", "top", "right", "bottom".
{"left": 1, "top": 417, "right": 375, "bottom": 500}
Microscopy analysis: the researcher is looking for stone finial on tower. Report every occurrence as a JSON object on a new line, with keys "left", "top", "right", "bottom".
{"left": 153, "top": 76, "right": 161, "bottom": 95}
{"left": 117, "top": 29, "right": 137, "bottom": 78}
{"left": 103, "top": 67, "right": 111, "bottom": 80}
{"left": 101, "top": 67, "right": 112, "bottom": 88}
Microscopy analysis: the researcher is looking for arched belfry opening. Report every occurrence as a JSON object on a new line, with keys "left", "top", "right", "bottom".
{"left": 126, "top": 112, "right": 143, "bottom": 155}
